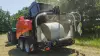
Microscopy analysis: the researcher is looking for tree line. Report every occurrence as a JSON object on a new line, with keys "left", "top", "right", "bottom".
{"left": 36, "top": 0, "right": 100, "bottom": 37}
{"left": 0, "top": 7, "right": 28, "bottom": 34}
{"left": 0, "top": 0, "right": 100, "bottom": 37}
{"left": 0, "top": 9, "right": 10, "bottom": 33}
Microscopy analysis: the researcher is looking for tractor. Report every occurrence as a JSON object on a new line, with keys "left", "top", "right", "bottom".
{"left": 7, "top": 1, "right": 82, "bottom": 53}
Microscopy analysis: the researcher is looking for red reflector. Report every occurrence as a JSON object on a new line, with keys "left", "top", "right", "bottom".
{"left": 30, "top": 48, "right": 33, "bottom": 51}
{"left": 45, "top": 47, "right": 50, "bottom": 51}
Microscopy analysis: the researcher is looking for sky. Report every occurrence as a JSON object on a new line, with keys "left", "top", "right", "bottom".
{"left": 0, "top": 0, "right": 35, "bottom": 15}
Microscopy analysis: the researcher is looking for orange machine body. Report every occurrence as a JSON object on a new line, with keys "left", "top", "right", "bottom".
{"left": 16, "top": 16, "right": 32, "bottom": 39}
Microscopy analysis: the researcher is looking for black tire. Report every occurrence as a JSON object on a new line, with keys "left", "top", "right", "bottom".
{"left": 7, "top": 31, "right": 17, "bottom": 44}
{"left": 18, "top": 38, "right": 24, "bottom": 51}
{"left": 25, "top": 40, "right": 31, "bottom": 53}
{"left": 10, "top": 32, "right": 18, "bottom": 44}
{"left": 7, "top": 31, "right": 11, "bottom": 42}
{"left": 24, "top": 38, "right": 37, "bottom": 53}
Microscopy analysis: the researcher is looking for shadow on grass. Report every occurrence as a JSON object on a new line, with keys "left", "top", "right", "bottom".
{"left": 8, "top": 47, "right": 80, "bottom": 56}
{"left": 8, "top": 48, "right": 29, "bottom": 56}
{"left": 5, "top": 41, "right": 16, "bottom": 47}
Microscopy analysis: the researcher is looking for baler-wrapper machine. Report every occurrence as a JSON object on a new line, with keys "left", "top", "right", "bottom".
{"left": 7, "top": 1, "right": 82, "bottom": 53}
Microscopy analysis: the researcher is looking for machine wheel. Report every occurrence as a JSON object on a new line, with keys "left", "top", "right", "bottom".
{"left": 11, "top": 32, "right": 17, "bottom": 44}
{"left": 7, "top": 31, "right": 17, "bottom": 44}
{"left": 18, "top": 38, "right": 24, "bottom": 51}
{"left": 24, "top": 39, "right": 35, "bottom": 53}
{"left": 7, "top": 31, "right": 11, "bottom": 42}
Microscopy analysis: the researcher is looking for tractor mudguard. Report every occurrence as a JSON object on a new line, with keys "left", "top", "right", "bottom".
{"left": 16, "top": 16, "right": 32, "bottom": 39}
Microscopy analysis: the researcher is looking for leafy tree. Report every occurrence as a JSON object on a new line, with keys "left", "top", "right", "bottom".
{"left": 0, "top": 6, "right": 28, "bottom": 33}
{"left": 36, "top": 0, "right": 100, "bottom": 36}
{"left": 12, "top": 7, "right": 29, "bottom": 19}
{"left": 0, "top": 9, "right": 10, "bottom": 33}
{"left": 9, "top": 7, "right": 29, "bottom": 29}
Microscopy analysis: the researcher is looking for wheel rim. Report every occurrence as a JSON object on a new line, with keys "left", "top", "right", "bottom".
{"left": 19, "top": 40, "right": 23, "bottom": 50}
{"left": 30, "top": 44, "right": 34, "bottom": 51}
{"left": 25, "top": 41, "right": 29, "bottom": 52}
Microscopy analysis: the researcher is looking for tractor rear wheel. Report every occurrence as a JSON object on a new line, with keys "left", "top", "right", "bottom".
{"left": 11, "top": 32, "right": 17, "bottom": 44}
{"left": 7, "top": 31, "right": 17, "bottom": 44}
{"left": 18, "top": 38, "right": 24, "bottom": 51}
{"left": 7, "top": 31, "right": 11, "bottom": 42}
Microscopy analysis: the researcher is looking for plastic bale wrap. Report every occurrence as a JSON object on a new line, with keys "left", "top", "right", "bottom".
{"left": 40, "top": 22, "right": 65, "bottom": 41}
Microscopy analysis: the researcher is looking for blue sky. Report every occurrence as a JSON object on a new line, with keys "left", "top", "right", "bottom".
{"left": 0, "top": 0, "right": 35, "bottom": 15}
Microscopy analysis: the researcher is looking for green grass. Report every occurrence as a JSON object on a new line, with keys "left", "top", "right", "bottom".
{"left": 75, "top": 37, "right": 100, "bottom": 48}
{"left": 0, "top": 33, "right": 7, "bottom": 35}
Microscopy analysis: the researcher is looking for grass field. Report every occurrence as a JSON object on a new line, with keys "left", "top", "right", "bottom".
{"left": 75, "top": 37, "right": 100, "bottom": 48}
{"left": 0, "top": 34, "right": 100, "bottom": 56}
{"left": 1, "top": 33, "right": 100, "bottom": 48}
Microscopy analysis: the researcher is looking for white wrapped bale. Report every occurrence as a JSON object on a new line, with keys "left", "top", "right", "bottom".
{"left": 40, "top": 22, "right": 65, "bottom": 41}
